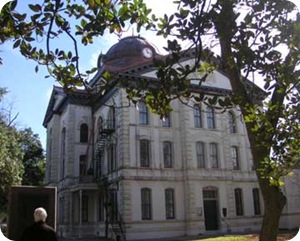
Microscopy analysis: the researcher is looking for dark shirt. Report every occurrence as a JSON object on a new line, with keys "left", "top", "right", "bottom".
{"left": 20, "top": 221, "right": 58, "bottom": 241}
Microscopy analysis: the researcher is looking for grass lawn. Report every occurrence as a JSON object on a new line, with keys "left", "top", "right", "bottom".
{"left": 192, "top": 236, "right": 250, "bottom": 241}
{"left": 190, "top": 232, "right": 297, "bottom": 241}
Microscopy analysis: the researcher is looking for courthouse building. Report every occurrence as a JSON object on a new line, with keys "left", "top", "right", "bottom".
{"left": 43, "top": 36, "right": 300, "bottom": 241}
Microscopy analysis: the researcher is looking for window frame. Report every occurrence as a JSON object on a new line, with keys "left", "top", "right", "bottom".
{"left": 165, "top": 188, "right": 175, "bottom": 219}
{"left": 207, "top": 106, "right": 215, "bottom": 129}
{"left": 162, "top": 113, "right": 171, "bottom": 127}
{"left": 98, "top": 195, "right": 104, "bottom": 221}
{"left": 108, "top": 107, "right": 115, "bottom": 130}
{"left": 141, "top": 188, "right": 152, "bottom": 220}
{"left": 209, "top": 142, "right": 219, "bottom": 168}
{"left": 163, "top": 141, "right": 173, "bottom": 168}
{"left": 60, "top": 127, "right": 66, "bottom": 178}
{"left": 140, "top": 139, "right": 150, "bottom": 167}
{"left": 253, "top": 188, "right": 261, "bottom": 215}
{"left": 82, "top": 194, "right": 89, "bottom": 222}
{"left": 234, "top": 188, "right": 244, "bottom": 216}
{"left": 139, "top": 102, "right": 149, "bottom": 125}
{"left": 107, "top": 144, "right": 117, "bottom": 173}
{"left": 196, "top": 141, "right": 205, "bottom": 168}
{"left": 231, "top": 146, "right": 240, "bottom": 170}
{"left": 228, "top": 111, "right": 237, "bottom": 133}
{"left": 80, "top": 123, "right": 89, "bottom": 143}
{"left": 79, "top": 155, "right": 87, "bottom": 176}
{"left": 194, "top": 104, "right": 202, "bottom": 128}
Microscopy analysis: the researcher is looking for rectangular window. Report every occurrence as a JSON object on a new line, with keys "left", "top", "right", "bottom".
{"left": 80, "top": 155, "right": 87, "bottom": 176}
{"left": 141, "top": 188, "right": 152, "bottom": 220}
{"left": 207, "top": 107, "right": 215, "bottom": 129}
{"left": 253, "top": 188, "right": 261, "bottom": 215}
{"left": 82, "top": 195, "right": 89, "bottom": 222}
{"left": 162, "top": 113, "right": 171, "bottom": 127}
{"left": 110, "top": 190, "right": 118, "bottom": 222}
{"left": 139, "top": 102, "right": 148, "bottom": 125}
{"left": 231, "top": 146, "right": 240, "bottom": 170}
{"left": 108, "top": 107, "right": 115, "bottom": 130}
{"left": 194, "top": 105, "right": 202, "bottom": 128}
{"left": 228, "top": 112, "right": 237, "bottom": 133}
{"left": 140, "top": 140, "right": 150, "bottom": 167}
{"left": 108, "top": 144, "right": 116, "bottom": 173}
{"left": 210, "top": 143, "right": 219, "bottom": 168}
{"left": 165, "top": 189, "right": 175, "bottom": 219}
{"left": 98, "top": 195, "right": 104, "bottom": 221}
{"left": 196, "top": 142, "right": 205, "bottom": 168}
{"left": 61, "top": 128, "right": 66, "bottom": 178}
{"left": 163, "top": 141, "right": 173, "bottom": 168}
{"left": 234, "top": 188, "right": 244, "bottom": 216}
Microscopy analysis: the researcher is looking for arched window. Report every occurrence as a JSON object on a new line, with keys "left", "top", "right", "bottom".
{"left": 194, "top": 104, "right": 202, "bottom": 128}
{"left": 80, "top": 123, "right": 88, "bottom": 143}
{"left": 207, "top": 106, "right": 215, "bottom": 129}
{"left": 228, "top": 111, "right": 237, "bottom": 133}
{"left": 139, "top": 102, "right": 148, "bottom": 125}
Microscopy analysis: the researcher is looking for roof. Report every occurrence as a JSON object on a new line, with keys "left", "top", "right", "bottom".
{"left": 43, "top": 36, "right": 266, "bottom": 127}
{"left": 42, "top": 86, "right": 92, "bottom": 127}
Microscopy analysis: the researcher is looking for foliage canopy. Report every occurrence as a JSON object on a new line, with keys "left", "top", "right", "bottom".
{"left": 0, "top": 1, "right": 299, "bottom": 240}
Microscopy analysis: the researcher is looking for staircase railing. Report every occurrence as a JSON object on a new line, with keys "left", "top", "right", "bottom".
{"left": 93, "top": 123, "right": 126, "bottom": 241}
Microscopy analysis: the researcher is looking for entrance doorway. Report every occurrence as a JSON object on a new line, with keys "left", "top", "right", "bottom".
{"left": 203, "top": 188, "right": 219, "bottom": 230}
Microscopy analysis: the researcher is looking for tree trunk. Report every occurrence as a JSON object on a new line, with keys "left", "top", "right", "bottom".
{"left": 215, "top": 2, "right": 287, "bottom": 240}
{"left": 251, "top": 146, "right": 287, "bottom": 241}
{"left": 259, "top": 183, "right": 286, "bottom": 241}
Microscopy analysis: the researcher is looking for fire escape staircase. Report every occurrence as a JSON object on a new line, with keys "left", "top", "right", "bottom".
{"left": 94, "top": 122, "right": 126, "bottom": 241}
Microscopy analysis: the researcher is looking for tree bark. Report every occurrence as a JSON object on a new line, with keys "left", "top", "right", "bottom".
{"left": 259, "top": 180, "right": 286, "bottom": 241}
{"left": 251, "top": 145, "right": 287, "bottom": 241}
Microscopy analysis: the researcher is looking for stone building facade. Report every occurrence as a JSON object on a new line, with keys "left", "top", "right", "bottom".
{"left": 43, "top": 36, "right": 300, "bottom": 240}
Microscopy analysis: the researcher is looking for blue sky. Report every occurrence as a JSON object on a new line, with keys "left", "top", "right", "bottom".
{"left": 0, "top": 0, "right": 175, "bottom": 148}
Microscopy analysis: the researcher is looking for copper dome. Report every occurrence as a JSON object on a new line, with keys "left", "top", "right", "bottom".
{"left": 98, "top": 36, "right": 160, "bottom": 72}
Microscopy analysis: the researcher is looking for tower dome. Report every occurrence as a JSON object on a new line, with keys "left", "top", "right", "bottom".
{"left": 98, "top": 36, "right": 160, "bottom": 72}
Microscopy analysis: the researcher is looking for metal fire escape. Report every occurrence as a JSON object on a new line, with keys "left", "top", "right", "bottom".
{"left": 94, "top": 119, "right": 126, "bottom": 241}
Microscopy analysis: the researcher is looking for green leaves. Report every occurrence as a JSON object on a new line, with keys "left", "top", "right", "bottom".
{"left": 1, "top": 0, "right": 155, "bottom": 91}
{"left": 0, "top": 122, "right": 24, "bottom": 209}
{"left": 1, "top": 1, "right": 299, "bottom": 189}
{"left": 19, "top": 128, "right": 45, "bottom": 186}
{"left": 28, "top": 4, "right": 42, "bottom": 12}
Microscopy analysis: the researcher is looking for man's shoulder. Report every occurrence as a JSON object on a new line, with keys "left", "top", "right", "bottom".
{"left": 40, "top": 222, "right": 55, "bottom": 232}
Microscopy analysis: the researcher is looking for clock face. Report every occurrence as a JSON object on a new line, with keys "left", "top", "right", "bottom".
{"left": 142, "top": 47, "right": 153, "bottom": 58}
